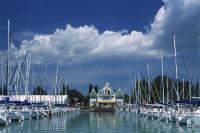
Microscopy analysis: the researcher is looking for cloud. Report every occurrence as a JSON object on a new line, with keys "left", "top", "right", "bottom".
{"left": 18, "top": 25, "right": 160, "bottom": 65}
{"left": 14, "top": 31, "right": 35, "bottom": 42}
{"left": 18, "top": 0, "right": 200, "bottom": 65}
{"left": 152, "top": 0, "right": 200, "bottom": 51}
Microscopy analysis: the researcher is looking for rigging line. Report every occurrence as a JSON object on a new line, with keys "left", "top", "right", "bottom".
{"left": 140, "top": 79, "right": 147, "bottom": 102}
{"left": 165, "top": 62, "right": 179, "bottom": 100}
{"left": 176, "top": 43, "right": 192, "bottom": 82}
{"left": 148, "top": 65, "right": 161, "bottom": 102}
{"left": 149, "top": 79, "right": 156, "bottom": 103}
{"left": 1, "top": 59, "right": 6, "bottom": 86}
{"left": 145, "top": 64, "right": 155, "bottom": 102}
{"left": 9, "top": 52, "right": 29, "bottom": 95}
{"left": 151, "top": 77, "right": 160, "bottom": 103}
{"left": 177, "top": 43, "right": 196, "bottom": 100}
{"left": 179, "top": 79, "right": 184, "bottom": 99}
{"left": 9, "top": 58, "right": 20, "bottom": 86}
{"left": 149, "top": 71, "right": 160, "bottom": 102}
{"left": 137, "top": 71, "right": 147, "bottom": 102}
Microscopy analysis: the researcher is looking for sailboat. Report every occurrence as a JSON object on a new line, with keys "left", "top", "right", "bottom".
{"left": 0, "top": 106, "right": 11, "bottom": 125}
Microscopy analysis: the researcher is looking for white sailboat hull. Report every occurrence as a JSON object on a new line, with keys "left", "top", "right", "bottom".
{"left": 9, "top": 112, "right": 20, "bottom": 120}
{"left": 0, "top": 114, "right": 11, "bottom": 125}
{"left": 186, "top": 115, "right": 200, "bottom": 127}
{"left": 21, "top": 111, "right": 29, "bottom": 120}
{"left": 179, "top": 114, "right": 190, "bottom": 125}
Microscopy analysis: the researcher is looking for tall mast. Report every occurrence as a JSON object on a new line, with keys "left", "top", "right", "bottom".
{"left": 65, "top": 80, "right": 69, "bottom": 104}
{"left": 128, "top": 73, "right": 132, "bottom": 104}
{"left": 25, "top": 52, "right": 31, "bottom": 99}
{"left": 137, "top": 72, "right": 141, "bottom": 104}
{"left": 189, "top": 78, "right": 192, "bottom": 101}
{"left": 55, "top": 66, "right": 59, "bottom": 103}
{"left": 147, "top": 64, "right": 151, "bottom": 103}
{"left": 183, "top": 78, "right": 185, "bottom": 100}
{"left": 58, "top": 74, "right": 61, "bottom": 103}
{"left": 1, "top": 58, "right": 4, "bottom": 95}
{"left": 173, "top": 34, "right": 179, "bottom": 101}
{"left": 6, "top": 20, "right": 10, "bottom": 96}
{"left": 199, "top": 77, "right": 200, "bottom": 97}
{"left": 16, "top": 51, "right": 21, "bottom": 98}
{"left": 166, "top": 76, "right": 169, "bottom": 104}
{"left": 161, "top": 52, "right": 164, "bottom": 103}
{"left": 65, "top": 80, "right": 68, "bottom": 95}
{"left": 134, "top": 75, "right": 137, "bottom": 104}
{"left": 173, "top": 34, "right": 178, "bottom": 80}
{"left": 43, "top": 64, "right": 47, "bottom": 101}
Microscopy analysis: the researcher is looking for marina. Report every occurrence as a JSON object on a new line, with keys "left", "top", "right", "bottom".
{"left": 0, "top": 20, "right": 80, "bottom": 127}
{"left": 0, "top": 0, "right": 200, "bottom": 132}
{"left": 0, "top": 19, "right": 200, "bottom": 132}
{"left": 0, "top": 111, "right": 198, "bottom": 133}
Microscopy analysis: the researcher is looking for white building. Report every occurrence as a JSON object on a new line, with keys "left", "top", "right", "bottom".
{"left": 89, "top": 83, "right": 124, "bottom": 107}
{"left": 0, "top": 95, "right": 69, "bottom": 104}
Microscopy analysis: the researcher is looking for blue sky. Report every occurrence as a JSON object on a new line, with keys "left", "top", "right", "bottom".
{"left": 0, "top": 0, "right": 163, "bottom": 48}
{"left": 0, "top": 0, "right": 200, "bottom": 95}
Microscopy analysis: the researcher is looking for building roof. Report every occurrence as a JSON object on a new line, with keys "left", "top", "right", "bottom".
{"left": 116, "top": 89, "right": 124, "bottom": 98}
{"left": 98, "top": 82, "right": 116, "bottom": 96}
{"left": 89, "top": 89, "right": 97, "bottom": 98}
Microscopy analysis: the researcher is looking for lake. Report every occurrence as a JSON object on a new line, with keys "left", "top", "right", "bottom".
{"left": 0, "top": 112, "right": 197, "bottom": 133}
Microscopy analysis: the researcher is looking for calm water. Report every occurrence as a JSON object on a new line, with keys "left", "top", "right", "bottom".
{"left": 0, "top": 112, "right": 198, "bottom": 133}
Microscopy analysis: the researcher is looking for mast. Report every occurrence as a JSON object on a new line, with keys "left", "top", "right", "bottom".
{"left": 173, "top": 34, "right": 178, "bottom": 81}
{"left": 137, "top": 72, "right": 141, "bottom": 104}
{"left": 1, "top": 58, "right": 4, "bottom": 95}
{"left": 6, "top": 20, "right": 10, "bottom": 96}
{"left": 134, "top": 75, "right": 137, "bottom": 104}
{"left": 16, "top": 51, "right": 21, "bottom": 100}
{"left": 166, "top": 76, "right": 169, "bottom": 104}
{"left": 173, "top": 34, "right": 180, "bottom": 128}
{"left": 183, "top": 79, "right": 185, "bottom": 100}
{"left": 25, "top": 52, "right": 31, "bottom": 100}
{"left": 65, "top": 80, "right": 68, "bottom": 95}
{"left": 128, "top": 73, "right": 132, "bottom": 104}
{"left": 147, "top": 64, "right": 151, "bottom": 103}
{"left": 43, "top": 64, "right": 47, "bottom": 102}
{"left": 55, "top": 66, "right": 59, "bottom": 103}
{"left": 173, "top": 34, "right": 179, "bottom": 101}
{"left": 58, "top": 74, "right": 61, "bottom": 104}
{"left": 199, "top": 77, "right": 200, "bottom": 98}
{"left": 161, "top": 52, "right": 164, "bottom": 103}
{"left": 65, "top": 80, "right": 68, "bottom": 104}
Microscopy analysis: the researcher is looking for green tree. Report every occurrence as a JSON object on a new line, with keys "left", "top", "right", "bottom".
{"left": 33, "top": 86, "right": 47, "bottom": 95}
{"left": 124, "top": 94, "right": 129, "bottom": 103}
{"left": 60, "top": 84, "right": 68, "bottom": 95}
{"left": 0, "top": 86, "right": 7, "bottom": 95}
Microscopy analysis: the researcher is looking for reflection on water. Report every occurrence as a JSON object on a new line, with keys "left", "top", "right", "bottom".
{"left": 0, "top": 112, "right": 199, "bottom": 133}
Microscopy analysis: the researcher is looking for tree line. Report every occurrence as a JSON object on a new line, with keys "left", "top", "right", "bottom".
{"left": 1, "top": 75, "right": 196, "bottom": 106}
{"left": 132, "top": 75, "right": 199, "bottom": 104}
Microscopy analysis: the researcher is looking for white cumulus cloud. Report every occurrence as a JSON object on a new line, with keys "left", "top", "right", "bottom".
{"left": 18, "top": 0, "right": 200, "bottom": 65}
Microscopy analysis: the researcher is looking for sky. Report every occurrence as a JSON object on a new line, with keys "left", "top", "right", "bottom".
{"left": 0, "top": 0, "right": 200, "bottom": 95}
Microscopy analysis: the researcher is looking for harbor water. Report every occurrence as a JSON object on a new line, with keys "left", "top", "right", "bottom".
{"left": 0, "top": 112, "right": 198, "bottom": 133}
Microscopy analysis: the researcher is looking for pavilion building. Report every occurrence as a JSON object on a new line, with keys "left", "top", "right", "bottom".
{"left": 89, "top": 83, "right": 124, "bottom": 107}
